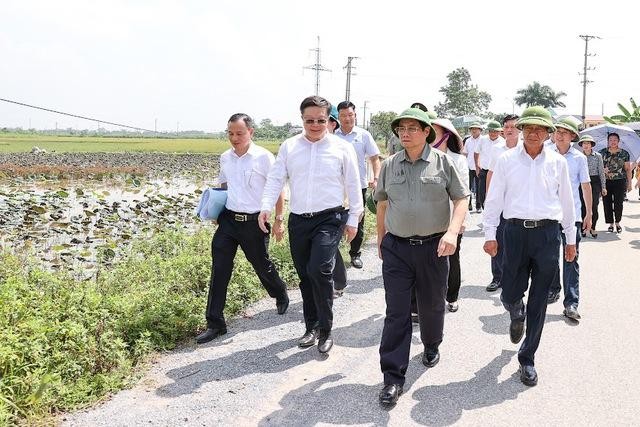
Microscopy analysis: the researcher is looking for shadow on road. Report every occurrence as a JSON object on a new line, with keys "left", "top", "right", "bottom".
{"left": 459, "top": 285, "right": 503, "bottom": 306}
{"left": 410, "top": 349, "right": 523, "bottom": 426}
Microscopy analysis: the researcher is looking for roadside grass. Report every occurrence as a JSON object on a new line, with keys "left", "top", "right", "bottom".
{"left": 0, "top": 135, "right": 282, "bottom": 154}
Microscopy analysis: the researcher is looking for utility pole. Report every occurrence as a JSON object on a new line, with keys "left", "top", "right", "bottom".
{"left": 579, "top": 34, "right": 600, "bottom": 120}
{"left": 362, "top": 100, "right": 369, "bottom": 128}
{"left": 344, "top": 56, "right": 359, "bottom": 102}
{"left": 303, "top": 36, "right": 331, "bottom": 95}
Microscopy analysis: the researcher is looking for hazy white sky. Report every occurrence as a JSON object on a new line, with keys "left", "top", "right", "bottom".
{"left": 1, "top": 0, "right": 638, "bottom": 132}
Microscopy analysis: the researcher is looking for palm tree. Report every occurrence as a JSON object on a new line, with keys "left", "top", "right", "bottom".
{"left": 514, "top": 82, "right": 567, "bottom": 108}
{"left": 604, "top": 98, "right": 640, "bottom": 124}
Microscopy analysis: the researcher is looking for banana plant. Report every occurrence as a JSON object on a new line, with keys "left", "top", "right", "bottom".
{"left": 604, "top": 97, "right": 640, "bottom": 123}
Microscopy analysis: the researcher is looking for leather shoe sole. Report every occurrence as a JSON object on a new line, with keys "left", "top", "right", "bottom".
{"left": 195, "top": 327, "right": 227, "bottom": 344}
{"left": 510, "top": 319, "right": 525, "bottom": 344}
{"left": 519, "top": 365, "right": 538, "bottom": 386}
{"left": 276, "top": 297, "right": 289, "bottom": 315}
{"left": 422, "top": 350, "right": 440, "bottom": 368}
{"left": 379, "top": 384, "right": 403, "bottom": 405}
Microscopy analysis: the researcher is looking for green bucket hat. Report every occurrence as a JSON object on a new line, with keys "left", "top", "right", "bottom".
{"left": 486, "top": 120, "right": 503, "bottom": 132}
{"left": 365, "top": 188, "right": 377, "bottom": 214}
{"left": 390, "top": 108, "right": 436, "bottom": 144}
{"left": 578, "top": 134, "right": 595, "bottom": 147}
{"left": 554, "top": 117, "right": 580, "bottom": 141}
{"left": 468, "top": 121, "right": 484, "bottom": 130}
{"left": 410, "top": 102, "right": 437, "bottom": 120}
{"left": 516, "top": 106, "right": 556, "bottom": 132}
{"left": 329, "top": 105, "right": 340, "bottom": 130}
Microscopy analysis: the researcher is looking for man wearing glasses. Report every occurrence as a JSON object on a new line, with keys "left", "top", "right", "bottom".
{"left": 375, "top": 108, "right": 468, "bottom": 405}
{"left": 259, "top": 96, "right": 363, "bottom": 354}
{"left": 335, "top": 101, "right": 381, "bottom": 270}
{"left": 483, "top": 106, "right": 576, "bottom": 387}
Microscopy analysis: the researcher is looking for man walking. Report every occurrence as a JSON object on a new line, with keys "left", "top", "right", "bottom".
{"left": 335, "top": 101, "right": 381, "bottom": 269}
{"left": 484, "top": 115, "right": 520, "bottom": 292}
{"left": 259, "top": 96, "right": 363, "bottom": 354}
{"left": 196, "top": 113, "right": 290, "bottom": 344}
{"left": 483, "top": 106, "right": 576, "bottom": 387}
{"left": 375, "top": 108, "right": 468, "bottom": 405}
{"left": 463, "top": 122, "right": 483, "bottom": 211}
{"left": 547, "top": 118, "right": 592, "bottom": 321}
{"left": 474, "top": 120, "right": 504, "bottom": 213}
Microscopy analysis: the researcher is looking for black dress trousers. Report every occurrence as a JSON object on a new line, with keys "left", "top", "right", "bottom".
{"left": 205, "top": 209, "right": 288, "bottom": 329}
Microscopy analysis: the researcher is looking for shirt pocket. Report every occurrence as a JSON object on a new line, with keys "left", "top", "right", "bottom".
{"left": 387, "top": 175, "right": 407, "bottom": 202}
{"left": 419, "top": 175, "right": 448, "bottom": 202}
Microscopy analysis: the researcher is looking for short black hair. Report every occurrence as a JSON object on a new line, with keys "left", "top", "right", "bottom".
{"left": 337, "top": 101, "right": 356, "bottom": 112}
{"left": 502, "top": 114, "right": 519, "bottom": 125}
{"left": 228, "top": 113, "right": 254, "bottom": 128}
{"left": 300, "top": 96, "right": 331, "bottom": 115}
{"left": 608, "top": 132, "right": 620, "bottom": 140}
{"left": 410, "top": 102, "right": 428, "bottom": 112}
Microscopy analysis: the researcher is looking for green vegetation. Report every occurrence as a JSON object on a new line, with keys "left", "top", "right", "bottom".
{"left": 0, "top": 135, "right": 282, "bottom": 154}
{"left": 0, "top": 227, "right": 298, "bottom": 425}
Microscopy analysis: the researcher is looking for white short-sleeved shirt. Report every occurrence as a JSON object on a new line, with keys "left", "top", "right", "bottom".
{"left": 463, "top": 136, "right": 481, "bottom": 170}
{"left": 218, "top": 143, "right": 274, "bottom": 213}
{"left": 551, "top": 145, "right": 591, "bottom": 219}
{"left": 336, "top": 125, "right": 380, "bottom": 188}
{"left": 475, "top": 136, "right": 505, "bottom": 170}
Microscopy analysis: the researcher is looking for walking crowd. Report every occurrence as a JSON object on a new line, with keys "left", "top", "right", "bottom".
{"left": 194, "top": 95, "right": 639, "bottom": 407}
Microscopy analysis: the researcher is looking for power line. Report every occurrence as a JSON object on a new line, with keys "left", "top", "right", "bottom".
{"left": 303, "top": 36, "right": 331, "bottom": 96}
{"left": 579, "top": 34, "right": 600, "bottom": 120}
{"left": 0, "top": 97, "right": 158, "bottom": 133}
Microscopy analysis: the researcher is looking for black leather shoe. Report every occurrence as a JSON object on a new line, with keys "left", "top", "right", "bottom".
{"left": 486, "top": 281, "right": 501, "bottom": 292}
{"left": 519, "top": 364, "right": 538, "bottom": 386}
{"left": 298, "top": 330, "right": 318, "bottom": 348}
{"left": 422, "top": 348, "right": 440, "bottom": 368}
{"left": 563, "top": 305, "right": 581, "bottom": 320}
{"left": 195, "top": 327, "right": 227, "bottom": 344}
{"left": 510, "top": 319, "right": 525, "bottom": 344}
{"left": 547, "top": 292, "right": 560, "bottom": 304}
{"left": 276, "top": 295, "right": 289, "bottom": 315}
{"left": 379, "top": 384, "right": 403, "bottom": 405}
{"left": 317, "top": 330, "right": 333, "bottom": 353}
{"left": 350, "top": 255, "right": 363, "bottom": 269}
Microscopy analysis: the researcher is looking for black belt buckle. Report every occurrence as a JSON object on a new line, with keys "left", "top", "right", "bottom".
{"left": 523, "top": 220, "right": 536, "bottom": 229}
{"left": 234, "top": 214, "right": 248, "bottom": 222}
{"left": 408, "top": 238, "right": 424, "bottom": 246}
{"left": 300, "top": 212, "right": 314, "bottom": 218}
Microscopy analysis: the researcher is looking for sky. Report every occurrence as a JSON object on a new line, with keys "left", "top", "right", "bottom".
{"left": 1, "top": 0, "right": 639, "bottom": 133}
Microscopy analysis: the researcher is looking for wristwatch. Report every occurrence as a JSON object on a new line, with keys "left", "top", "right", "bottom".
{"left": 275, "top": 215, "right": 285, "bottom": 221}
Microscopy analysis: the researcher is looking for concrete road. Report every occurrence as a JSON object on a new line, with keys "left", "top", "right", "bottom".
{"left": 63, "top": 197, "right": 640, "bottom": 426}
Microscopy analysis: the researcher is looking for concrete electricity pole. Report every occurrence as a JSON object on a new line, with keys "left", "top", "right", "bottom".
{"left": 303, "top": 36, "right": 331, "bottom": 96}
{"left": 344, "top": 56, "right": 359, "bottom": 102}
{"left": 579, "top": 34, "right": 600, "bottom": 120}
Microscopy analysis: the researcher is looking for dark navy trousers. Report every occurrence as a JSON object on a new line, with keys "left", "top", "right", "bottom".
{"left": 490, "top": 215, "right": 506, "bottom": 284}
{"left": 500, "top": 220, "right": 561, "bottom": 367}
{"left": 379, "top": 233, "right": 449, "bottom": 386}
{"left": 550, "top": 222, "right": 582, "bottom": 308}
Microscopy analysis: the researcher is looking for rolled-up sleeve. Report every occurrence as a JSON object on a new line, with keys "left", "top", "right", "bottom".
{"left": 374, "top": 161, "right": 388, "bottom": 201}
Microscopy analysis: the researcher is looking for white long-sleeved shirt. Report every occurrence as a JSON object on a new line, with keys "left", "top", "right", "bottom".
{"left": 261, "top": 132, "right": 364, "bottom": 227}
{"left": 483, "top": 144, "right": 577, "bottom": 244}
{"left": 475, "top": 136, "right": 505, "bottom": 170}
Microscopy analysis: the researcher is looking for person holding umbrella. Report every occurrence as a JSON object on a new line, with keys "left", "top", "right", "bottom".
{"left": 578, "top": 135, "right": 606, "bottom": 237}
{"left": 599, "top": 133, "right": 632, "bottom": 233}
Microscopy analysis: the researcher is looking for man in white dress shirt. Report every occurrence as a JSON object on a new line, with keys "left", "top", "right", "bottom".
{"left": 259, "top": 96, "right": 363, "bottom": 354}
{"left": 474, "top": 120, "right": 505, "bottom": 213}
{"left": 483, "top": 106, "right": 576, "bottom": 387}
{"left": 463, "top": 122, "right": 483, "bottom": 210}
{"left": 335, "top": 101, "right": 381, "bottom": 269}
{"left": 196, "top": 113, "right": 289, "bottom": 344}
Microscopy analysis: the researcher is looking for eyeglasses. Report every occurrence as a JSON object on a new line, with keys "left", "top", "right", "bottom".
{"left": 395, "top": 126, "right": 421, "bottom": 134}
{"left": 303, "top": 118, "right": 328, "bottom": 125}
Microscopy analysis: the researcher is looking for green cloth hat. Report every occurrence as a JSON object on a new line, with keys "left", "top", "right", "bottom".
{"left": 468, "top": 121, "right": 484, "bottom": 130}
{"left": 578, "top": 134, "right": 595, "bottom": 147}
{"left": 516, "top": 106, "right": 556, "bottom": 132}
{"left": 409, "top": 102, "right": 437, "bottom": 120}
{"left": 486, "top": 120, "right": 503, "bottom": 132}
{"left": 329, "top": 105, "right": 340, "bottom": 130}
{"left": 365, "top": 188, "right": 377, "bottom": 214}
{"left": 391, "top": 108, "right": 436, "bottom": 144}
{"left": 554, "top": 117, "right": 579, "bottom": 141}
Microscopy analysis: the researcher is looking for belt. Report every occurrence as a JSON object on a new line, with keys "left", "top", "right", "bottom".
{"left": 392, "top": 232, "right": 445, "bottom": 245}
{"left": 507, "top": 218, "right": 558, "bottom": 229}
{"left": 227, "top": 210, "right": 260, "bottom": 222}
{"left": 294, "top": 206, "right": 344, "bottom": 218}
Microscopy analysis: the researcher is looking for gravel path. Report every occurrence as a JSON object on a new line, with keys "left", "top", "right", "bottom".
{"left": 63, "top": 199, "right": 640, "bottom": 426}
